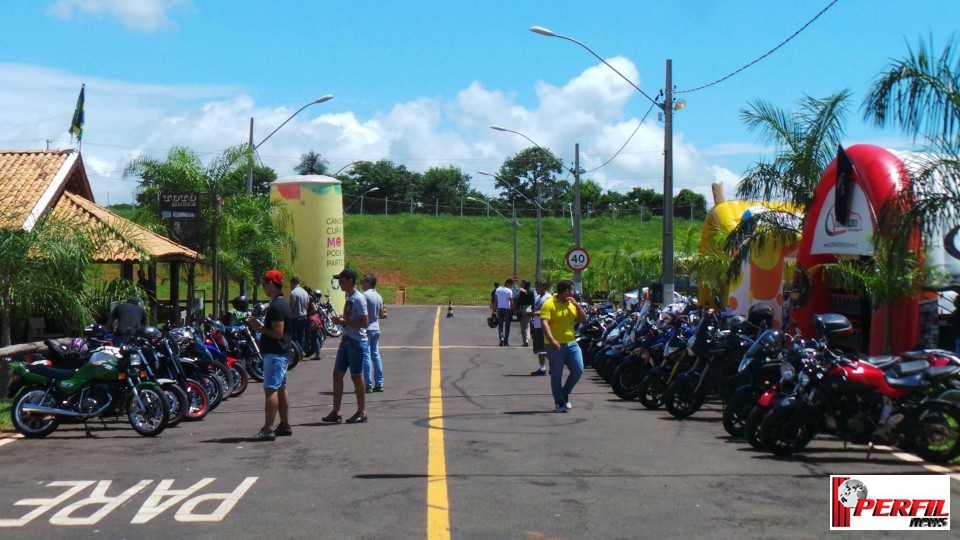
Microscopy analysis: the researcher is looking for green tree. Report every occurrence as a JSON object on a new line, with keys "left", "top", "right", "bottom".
{"left": 496, "top": 147, "right": 565, "bottom": 211}
{"left": 416, "top": 166, "right": 473, "bottom": 213}
{"left": 725, "top": 90, "right": 852, "bottom": 276}
{"left": 294, "top": 151, "right": 330, "bottom": 176}
{"left": 674, "top": 189, "right": 708, "bottom": 220}
{"left": 863, "top": 37, "right": 960, "bottom": 248}
{"left": 344, "top": 160, "right": 421, "bottom": 209}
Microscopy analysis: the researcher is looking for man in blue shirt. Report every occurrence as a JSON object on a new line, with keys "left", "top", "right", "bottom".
{"left": 323, "top": 268, "right": 369, "bottom": 424}
{"left": 362, "top": 273, "right": 385, "bottom": 393}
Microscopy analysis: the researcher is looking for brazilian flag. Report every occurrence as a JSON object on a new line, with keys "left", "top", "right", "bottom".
{"left": 69, "top": 84, "right": 84, "bottom": 141}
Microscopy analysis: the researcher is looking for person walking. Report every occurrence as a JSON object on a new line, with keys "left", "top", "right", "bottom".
{"left": 304, "top": 286, "right": 325, "bottom": 360}
{"left": 494, "top": 279, "right": 514, "bottom": 346}
{"left": 250, "top": 270, "right": 293, "bottom": 441}
{"left": 539, "top": 279, "right": 587, "bottom": 412}
{"left": 323, "top": 268, "right": 370, "bottom": 424}
{"left": 516, "top": 280, "right": 533, "bottom": 347}
{"left": 289, "top": 277, "right": 310, "bottom": 351}
{"left": 530, "top": 279, "right": 551, "bottom": 375}
{"left": 361, "top": 273, "right": 385, "bottom": 393}
{"left": 106, "top": 297, "right": 148, "bottom": 346}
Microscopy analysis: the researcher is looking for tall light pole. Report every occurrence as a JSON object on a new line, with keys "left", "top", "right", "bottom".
{"left": 487, "top": 128, "right": 584, "bottom": 291}
{"left": 530, "top": 26, "right": 678, "bottom": 303}
{"left": 478, "top": 169, "right": 544, "bottom": 281}
{"left": 467, "top": 196, "right": 520, "bottom": 279}
{"left": 247, "top": 95, "right": 334, "bottom": 193}
{"left": 344, "top": 187, "right": 379, "bottom": 213}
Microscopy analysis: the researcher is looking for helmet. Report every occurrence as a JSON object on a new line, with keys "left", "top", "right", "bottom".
{"left": 135, "top": 326, "right": 163, "bottom": 345}
{"left": 67, "top": 337, "right": 88, "bottom": 357}
{"left": 231, "top": 295, "right": 249, "bottom": 312}
{"left": 84, "top": 324, "right": 108, "bottom": 340}
{"left": 725, "top": 315, "right": 748, "bottom": 333}
{"left": 747, "top": 303, "right": 774, "bottom": 328}
{"left": 487, "top": 314, "right": 499, "bottom": 328}
{"left": 168, "top": 327, "right": 194, "bottom": 345}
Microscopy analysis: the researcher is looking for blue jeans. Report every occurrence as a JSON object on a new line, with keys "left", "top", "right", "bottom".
{"left": 497, "top": 308, "right": 512, "bottom": 343}
{"left": 291, "top": 316, "right": 308, "bottom": 349}
{"left": 363, "top": 329, "right": 383, "bottom": 389}
{"left": 545, "top": 342, "right": 584, "bottom": 406}
{"left": 334, "top": 337, "right": 369, "bottom": 376}
{"left": 262, "top": 353, "right": 289, "bottom": 390}
{"left": 310, "top": 328, "right": 325, "bottom": 357}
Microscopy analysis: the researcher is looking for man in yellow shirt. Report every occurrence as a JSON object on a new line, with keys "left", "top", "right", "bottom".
{"left": 539, "top": 279, "right": 588, "bottom": 413}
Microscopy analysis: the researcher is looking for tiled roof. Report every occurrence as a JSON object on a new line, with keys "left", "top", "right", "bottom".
{"left": 0, "top": 149, "right": 91, "bottom": 229}
{"left": 53, "top": 192, "right": 200, "bottom": 263}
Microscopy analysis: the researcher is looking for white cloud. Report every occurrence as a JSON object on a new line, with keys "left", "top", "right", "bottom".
{"left": 46, "top": 0, "right": 189, "bottom": 32}
{"left": 0, "top": 58, "right": 740, "bottom": 208}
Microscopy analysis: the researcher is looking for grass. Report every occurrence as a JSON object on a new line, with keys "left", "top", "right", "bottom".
{"left": 0, "top": 398, "right": 11, "bottom": 433}
{"left": 98, "top": 213, "right": 703, "bottom": 306}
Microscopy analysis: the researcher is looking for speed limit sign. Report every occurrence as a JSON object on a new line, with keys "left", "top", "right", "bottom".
{"left": 565, "top": 247, "right": 590, "bottom": 272}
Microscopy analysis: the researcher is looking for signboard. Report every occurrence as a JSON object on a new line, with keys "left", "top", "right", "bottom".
{"left": 809, "top": 182, "right": 875, "bottom": 256}
{"left": 159, "top": 192, "right": 200, "bottom": 250}
{"left": 565, "top": 247, "right": 590, "bottom": 272}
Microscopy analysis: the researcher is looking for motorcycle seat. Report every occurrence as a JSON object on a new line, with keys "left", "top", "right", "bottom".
{"left": 925, "top": 364, "right": 960, "bottom": 381}
{"left": 884, "top": 372, "right": 928, "bottom": 390}
{"left": 886, "top": 359, "right": 929, "bottom": 377}
{"left": 26, "top": 364, "right": 79, "bottom": 380}
{"left": 864, "top": 355, "right": 900, "bottom": 369}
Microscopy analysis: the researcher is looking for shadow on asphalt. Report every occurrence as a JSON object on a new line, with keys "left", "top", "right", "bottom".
{"left": 502, "top": 410, "right": 555, "bottom": 415}
{"left": 200, "top": 437, "right": 254, "bottom": 444}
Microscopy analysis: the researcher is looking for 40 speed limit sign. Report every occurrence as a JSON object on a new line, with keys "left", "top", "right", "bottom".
{"left": 565, "top": 247, "right": 590, "bottom": 272}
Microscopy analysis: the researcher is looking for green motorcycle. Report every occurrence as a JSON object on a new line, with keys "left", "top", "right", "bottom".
{"left": 7, "top": 344, "right": 169, "bottom": 438}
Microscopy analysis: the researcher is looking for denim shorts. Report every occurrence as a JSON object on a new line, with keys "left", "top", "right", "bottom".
{"left": 262, "top": 353, "right": 289, "bottom": 390}
{"left": 334, "top": 337, "right": 369, "bottom": 376}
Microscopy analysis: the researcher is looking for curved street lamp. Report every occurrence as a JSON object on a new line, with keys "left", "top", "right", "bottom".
{"left": 478, "top": 169, "right": 543, "bottom": 281}
{"left": 530, "top": 25, "right": 678, "bottom": 303}
{"left": 344, "top": 187, "right": 379, "bottom": 213}
{"left": 468, "top": 196, "right": 521, "bottom": 280}
{"left": 246, "top": 95, "right": 334, "bottom": 193}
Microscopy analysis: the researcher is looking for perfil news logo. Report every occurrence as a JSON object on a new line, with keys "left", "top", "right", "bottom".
{"left": 830, "top": 475, "right": 951, "bottom": 530}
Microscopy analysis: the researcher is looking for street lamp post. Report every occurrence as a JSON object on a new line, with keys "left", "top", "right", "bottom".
{"left": 246, "top": 95, "right": 334, "bottom": 193}
{"left": 467, "top": 196, "right": 520, "bottom": 279}
{"left": 344, "top": 187, "right": 379, "bottom": 213}
{"left": 478, "top": 169, "right": 545, "bottom": 282}
{"left": 530, "top": 26, "right": 677, "bottom": 303}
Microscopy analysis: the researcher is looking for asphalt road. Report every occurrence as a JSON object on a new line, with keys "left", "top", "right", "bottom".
{"left": 0, "top": 305, "right": 957, "bottom": 539}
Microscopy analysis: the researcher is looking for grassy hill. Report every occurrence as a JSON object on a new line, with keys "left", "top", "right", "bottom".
{"left": 102, "top": 211, "right": 703, "bottom": 305}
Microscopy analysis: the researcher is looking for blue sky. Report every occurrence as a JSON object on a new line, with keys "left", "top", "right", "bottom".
{"left": 0, "top": 0, "right": 956, "bottom": 207}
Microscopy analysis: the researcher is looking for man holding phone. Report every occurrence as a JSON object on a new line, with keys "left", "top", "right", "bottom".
{"left": 538, "top": 279, "right": 587, "bottom": 413}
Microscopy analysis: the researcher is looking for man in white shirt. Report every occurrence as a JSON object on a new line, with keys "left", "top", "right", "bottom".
{"left": 494, "top": 279, "right": 515, "bottom": 346}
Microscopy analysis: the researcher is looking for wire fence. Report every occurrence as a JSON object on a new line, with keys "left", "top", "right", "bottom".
{"left": 342, "top": 194, "right": 709, "bottom": 221}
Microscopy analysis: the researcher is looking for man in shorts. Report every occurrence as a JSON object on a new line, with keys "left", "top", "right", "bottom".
{"left": 530, "top": 279, "right": 551, "bottom": 375}
{"left": 323, "top": 268, "right": 370, "bottom": 424}
{"left": 250, "top": 270, "right": 293, "bottom": 441}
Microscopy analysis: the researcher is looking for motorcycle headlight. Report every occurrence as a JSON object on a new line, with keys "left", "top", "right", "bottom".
{"left": 129, "top": 354, "right": 142, "bottom": 367}
{"left": 797, "top": 371, "right": 810, "bottom": 389}
{"left": 779, "top": 361, "right": 795, "bottom": 382}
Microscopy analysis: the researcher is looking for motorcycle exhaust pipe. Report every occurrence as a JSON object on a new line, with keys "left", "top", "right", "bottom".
{"left": 21, "top": 395, "right": 113, "bottom": 419}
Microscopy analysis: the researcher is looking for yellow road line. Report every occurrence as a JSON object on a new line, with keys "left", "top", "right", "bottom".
{"left": 427, "top": 306, "right": 451, "bottom": 539}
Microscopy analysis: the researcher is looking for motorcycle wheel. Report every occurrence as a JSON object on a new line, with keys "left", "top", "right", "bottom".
{"left": 601, "top": 355, "right": 622, "bottom": 383}
{"left": 209, "top": 361, "right": 234, "bottom": 400}
{"left": 161, "top": 383, "right": 188, "bottom": 427}
{"left": 229, "top": 365, "right": 248, "bottom": 397}
{"left": 246, "top": 353, "right": 264, "bottom": 382}
{"left": 127, "top": 387, "right": 169, "bottom": 437}
{"left": 12, "top": 389, "right": 60, "bottom": 438}
{"left": 183, "top": 380, "right": 210, "bottom": 421}
{"left": 721, "top": 389, "right": 756, "bottom": 437}
{"left": 664, "top": 377, "right": 706, "bottom": 419}
{"left": 323, "top": 318, "right": 343, "bottom": 338}
{"left": 198, "top": 374, "right": 224, "bottom": 411}
{"left": 759, "top": 404, "right": 816, "bottom": 456}
{"left": 638, "top": 371, "right": 669, "bottom": 409}
{"left": 612, "top": 362, "right": 646, "bottom": 401}
{"left": 908, "top": 400, "right": 960, "bottom": 463}
{"left": 743, "top": 405, "right": 770, "bottom": 449}
{"left": 288, "top": 343, "right": 302, "bottom": 372}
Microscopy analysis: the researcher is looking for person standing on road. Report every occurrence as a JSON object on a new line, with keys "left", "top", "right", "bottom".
{"left": 106, "top": 297, "right": 148, "bottom": 346}
{"left": 530, "top": 279, "right": 552, "bottom": 376}
{"left": 361, "top": 273, "right": 385, "bottom": 393}
{"left": 289, "top": 277, "right": 310, "bottom": 351}
{"left": 539, "top": 279, "right": 587, "bottom": 412}
{"left": 324, "top": 268, "right": 370, "bottom": 424}
{"left": 250, "top": 270, "right": 293, "bottom": 441}
{"left": 494, "top": 279, "right": 515, "bottom": 346}
{"left": 516, "top": 280, "right": 533, "bottom": 347}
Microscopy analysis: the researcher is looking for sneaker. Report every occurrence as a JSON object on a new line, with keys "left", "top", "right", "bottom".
{"left": 554, "top": 405, "right": 568, "bottom": 413}
{"left": 252, "top": 428, "right": 276, "bottom": 441}
{"left": 321, "top": 412, "right": 343, "bottom": 424}
{"left": 275, "top": 423, "right": 292, "bottom": 436}
{"left": 505, "top": 341, "right": 510, "bottom": 347}
{"left": 498, "top": 340, "right": 504, "bottom": 347}
{"left": 345, "top": 412, "right": 368, "bottom": 424}
{"left": 373, "top": 386, "right": 384, "bottom": 392}
{"left": 565, "top": 402, "right": 572, "bottom": 410}
{"left": 522, "top": 342, "right": 529, "bottom": 347}
{"left": 365, "top": 388, "right": 374, "bottom": 393}
{"left": 531, "top": 368, "right": 547, "bottom": 376}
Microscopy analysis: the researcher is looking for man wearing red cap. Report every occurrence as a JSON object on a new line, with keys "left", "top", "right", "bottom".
{"left": 250, "top": 269, "right": 293, "bottom": 441}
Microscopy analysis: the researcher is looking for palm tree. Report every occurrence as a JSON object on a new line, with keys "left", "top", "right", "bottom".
{"left": 863, "top": 36, "right": 960, "bottom": 246}
{"left": 294, "top": 151, "right": 330, "bottom": 176}
{"left": 724, "top": 90, "right": 852, "bottom": 276}
{"left": 0, "top": 214, "right": 96, "bottom": 346}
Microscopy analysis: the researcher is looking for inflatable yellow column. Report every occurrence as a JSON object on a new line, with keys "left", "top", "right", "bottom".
{"left": 270, "top": 175, "right": 346, "bottom": 309}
